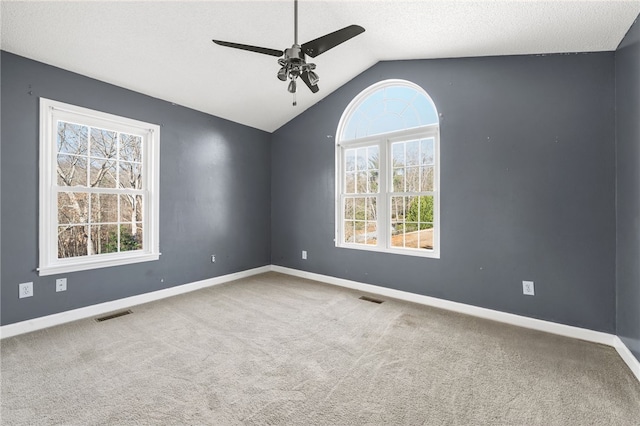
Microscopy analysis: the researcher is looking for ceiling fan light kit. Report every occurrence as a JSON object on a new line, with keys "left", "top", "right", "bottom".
{"left": 212, "top": 0, "right": 364, "bottom": 106}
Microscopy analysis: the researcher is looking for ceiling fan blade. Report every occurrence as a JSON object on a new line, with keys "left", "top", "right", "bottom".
{"left": 212, "top": 40, "right": 283, "bottom": 57}
{"left": 302, "top": 25, "right": 365, "bottom": 58}
{"left": 300, "top": 71, "right": 319, "bottom": 93}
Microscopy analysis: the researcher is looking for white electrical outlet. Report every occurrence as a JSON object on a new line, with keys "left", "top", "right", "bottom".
{"left": 56, "top": 278, "right": 67, "bottom": 292}
{"left": 523, "top": 280, "right": 535, "bottom": 296}
{"left": 211, "top": 255, "right": 216, "bottom": 263}
{"left": 302, "top": 250, "right": 307, "bottom": 260}
{"left": 19, "top": 282, "right": 33, "bottom": 298}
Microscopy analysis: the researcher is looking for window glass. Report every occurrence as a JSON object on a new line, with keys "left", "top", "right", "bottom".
{"left": 341, "top": 85, "right": 438, "bottom": 141}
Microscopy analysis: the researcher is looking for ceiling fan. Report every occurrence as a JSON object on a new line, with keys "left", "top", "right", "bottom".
{"left": 212, "top": 0, "right": 365, "bottom": 105}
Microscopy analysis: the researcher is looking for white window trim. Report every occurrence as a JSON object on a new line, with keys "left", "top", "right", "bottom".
{"left": 38, "top": 98, "right": 160, "bottom": 276}
{"left": 335, "top": 80, "right": 440, "bottom": 259}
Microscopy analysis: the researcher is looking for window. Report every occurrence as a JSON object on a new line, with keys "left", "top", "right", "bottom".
{"left": 336, "top": 80, "right": 440, "bottom": 258}
{"left": 39, "top": 98, "right": 160, "bottom": 276}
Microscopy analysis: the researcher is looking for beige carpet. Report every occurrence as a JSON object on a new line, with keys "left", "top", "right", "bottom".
{"left": 1, "top": 272, "right": 639, "bottom": 425}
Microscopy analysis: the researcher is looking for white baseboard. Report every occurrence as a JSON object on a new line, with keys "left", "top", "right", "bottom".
{"left": 3, "top": 263, "right": 638, "bottom": 384}
{"left": 614, "top": 336, "right": 640, "bottom": 382}
{"left": 271, "top": 265, "right": 616, "bottom": 346}
{"left": 271, "top": 265, "right": 640, "bottom": 383}
{"left": 0, "top": 265, "right": 270, "bottom": 339}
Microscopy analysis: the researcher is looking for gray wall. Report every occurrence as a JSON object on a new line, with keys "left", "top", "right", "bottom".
{"left": 1, "top": 48, "right": 628, "bottom": 339}
{"left": 616, "top": 17, "right": 640, "bottom": 362}
{"left": 1, "top": 51, "right": 271, "bottom": 326}
{"left": 272, "top": 53, "right": 617, "bottom": 333}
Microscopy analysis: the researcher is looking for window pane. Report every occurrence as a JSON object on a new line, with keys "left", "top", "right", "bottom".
{"left": 370, "top": 115, "right": 404, "bottom": 136}
{"left": 401, "top": 108, "right": 420, "bottom": 129}
{"left": 58, "top": 192, "right": 88, "bottom": 224}
{"left": 366, "top": 197, "right": 377, "bottom": 221}
{"left": 367, "top": 146, "right": 379, "bottom": 170}
{"left": 91, "top": 224, "right": 119, "bottom": 255}
{"left": 421, "top": 138, "right": 434, "bottom": 165}
{"left": 368, "top": 170, "right": 379, "bottom": 193}
{"left": 356, "top": 172, "right": 368, "bottom": 193}
{"left": 355, "top": 197, "right": 365, "bottom": 221}
{"left": 120, "top": 224, "right": 142, "bottom": 252}
{"left": 345, "top": 149, "right": 356, "bottom": 172}
{"left": 120, "top": 195, "right": 143, "bottom": 223}
{"left": 391, "top": 227, "right": 404, "bottom": 248}
{"left": 89, "top": 159, "right": 117, "bottom": 188}
{"left": 413, "top": 95, "right": 439, "bottom": 126}
{"left": 345, "top": 172, "right": 355, "bottom": 194}
{"left": 406, "top": 166, "right": 420, "bottom": 192}
{"left": 57, "top": 122, "right": 87, "bottom": 156}
{"left": 390, "top": 196, "right": 406, "bottom": 222}
{"left": 404, "top": 223, "right": 420, "bottom": 248}
{"left": 90, "top": 193, "right": 118, "bottom": 223}
{"left": 344, "top": 198, "right": 354, "bottom": 220}
{"left": 385, "top": 86, "right": 415, "bottom": 102}
{"left": 419, "top": 222, "right": 434, "bottom": 250}
{"left": 420, "top": 166, "right": 434, "bottom": 191}
{"left": 344, "top": 221, "right": 355, "bottom": 243}
{"left": 57, "top": 155, "right": 87, "bottom": 187}
{"left": 365, "top": 222, "right": 377, "bottom": 245}
{"left": 356, "top": 148, "right": 367, "bottom": 171}
{"left": 361, "top": 91, "right": 384, "bottom": 117}
{"left": 119, "top": 161, "right": 143, "bottom": 189}
{"left": 135, "top": 224, "right": 144, "bottom": 250}
{"left": 354, "top": 220, "right": 365, "bottom": 243}
{"left": 135, "top": 195, "right": 143, "bottom": 222}
{"left": 120, "top": 134, "right": 142, "bottom": 163}
{"left": 90, "top": 128, "right": 117, "bottom": 159}
{"left": 393, "top": 168, "right": 405, "bottom": 192}
{"left": 385, "top": 99, "right": 406, "bottom": 115}
{"left": 391, "top": 196, "right": 411, "bottom": 248}
{"left": 367, "top": 146, "right": 379, "bottom": 193}
{"left": 58, "top": 225, "right": 88, "bottom": 258}
{"left": 392, "top": 142, "right": 405, "bottom": 167}
{"left": 406, "top": 140, "right": 419, "bottom": 166}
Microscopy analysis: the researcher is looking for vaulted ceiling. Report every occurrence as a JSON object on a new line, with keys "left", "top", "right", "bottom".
{"left": 2, "top": 1, "right": 639, "bottom": 132}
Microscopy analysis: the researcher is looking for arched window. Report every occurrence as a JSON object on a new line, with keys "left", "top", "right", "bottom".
{"left": 336, "top": 80, "right": 440, "bottom": 258}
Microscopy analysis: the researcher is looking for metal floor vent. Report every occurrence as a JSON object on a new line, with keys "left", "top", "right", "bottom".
{"left": 359, "top": 296, "right": 384, "bottom": 304}
{"left": 95, "top": 310, "right": 133, "bottom": 322}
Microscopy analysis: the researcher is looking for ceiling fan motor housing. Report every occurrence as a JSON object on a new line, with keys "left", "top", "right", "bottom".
{"left": 285, "top": 46, "right": 305, "bottom": 63}
{"left": 280, "top": 45, "right": 316, "bottom": 82}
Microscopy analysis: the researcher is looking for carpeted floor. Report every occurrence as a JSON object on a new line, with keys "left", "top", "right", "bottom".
{"left": 1, "top": 272, "right": 639, "bottom": 425}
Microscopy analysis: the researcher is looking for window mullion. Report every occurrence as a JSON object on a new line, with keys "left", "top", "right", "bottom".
{"left": 377, "top": 138, "right": 388, "bottom": 249}
{"left": 337, "top": 147, "right": 345, "bottom": 245}
{"left": 49, "top": 118, "right": 59, "bottom": 267}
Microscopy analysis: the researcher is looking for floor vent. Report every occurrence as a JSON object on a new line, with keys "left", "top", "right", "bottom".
{"left": 95, "top": 310, "right": 133, "bottom": 322}
{"left": 359, "top": 296, "right": 384, "bottom": 304}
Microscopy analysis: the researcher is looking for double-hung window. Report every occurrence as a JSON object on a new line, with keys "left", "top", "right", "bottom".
{"left": 39, "top": 98, "right": 160, "bottom": 276}
{"left": 336, "top": 80, "right": 440, "bottom": 258}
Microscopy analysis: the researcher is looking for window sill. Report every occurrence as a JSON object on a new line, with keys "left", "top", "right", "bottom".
{"left": 336, "top": 243, "right": 440, "bottom": 259}
{"left": 38, "top": 252, "right": 160, "bottom": 276}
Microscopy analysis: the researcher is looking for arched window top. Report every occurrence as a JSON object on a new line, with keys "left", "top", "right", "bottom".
{"left": 339, "top": 80, "right": 439, "bottom": 142}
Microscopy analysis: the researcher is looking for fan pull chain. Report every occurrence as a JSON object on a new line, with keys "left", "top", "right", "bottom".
{"left": 292, "top": 92, "right": 297, "bottom": 106}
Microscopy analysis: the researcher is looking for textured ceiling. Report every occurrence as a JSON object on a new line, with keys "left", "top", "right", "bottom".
{"left": 2, "top": 1, "right": 639, "bottom": 132}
